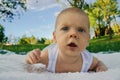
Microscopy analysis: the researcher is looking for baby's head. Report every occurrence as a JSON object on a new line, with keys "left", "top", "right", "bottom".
{"left": 53, "top": 7, "right": 90, "bottom": 54}
{"left": 55, "top": 7, "right": 90, "bottom": 31}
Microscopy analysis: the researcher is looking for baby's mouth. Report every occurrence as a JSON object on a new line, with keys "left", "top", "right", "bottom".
{"left": 67, "top": 42, "right": 77, "bottom": 47}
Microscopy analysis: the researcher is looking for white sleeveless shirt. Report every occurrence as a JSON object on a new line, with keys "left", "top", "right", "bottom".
{"left": 44, "top": 44, "right": 93, "bottom": 73}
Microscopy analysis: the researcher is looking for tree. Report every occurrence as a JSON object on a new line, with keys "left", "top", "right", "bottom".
{"left": 0, "top": 24, "right": 7, "bottom": 43}
{"left": 86, "top": 3, "right": 105, "bottom": 37}
{"left": 38, "top": 37, "right": 47, "bottom": 44}
{"left": 44, "top": 39, "right": 53, "bottom": 44}
{"left": 66, "top": 0, "right": 90, "bottom": 10}
{"left": 91, "top": 0, "right": 120, "bottom": 39}
{"left": 18, "top": 35, "right": 38, "bottom": 45}
{"left": 0, "top": 0, "right": 27, "bottom": 22}
{"left": 0, "top": 24, "right": 5, "bottom": 42}
{"left": 67, "top": 0, "right": 84, "bottom": 9}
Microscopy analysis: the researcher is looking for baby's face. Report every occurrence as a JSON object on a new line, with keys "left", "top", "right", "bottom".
{"left": 53, "top": 12, "right": 90, "bottom": 56}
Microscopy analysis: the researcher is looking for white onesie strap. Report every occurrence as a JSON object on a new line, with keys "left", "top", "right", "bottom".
{"left": 81, "top": 50, "right": 93, "bottom": 72}
{"left": 46, "top": 44, "right": 58, "bottom": 72}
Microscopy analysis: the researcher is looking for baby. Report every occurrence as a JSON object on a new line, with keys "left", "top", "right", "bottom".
{"left": 26, "top": 7, "right": 108, "bottom": 73}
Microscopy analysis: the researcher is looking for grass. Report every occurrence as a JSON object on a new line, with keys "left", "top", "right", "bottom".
{"left": 87, "top": 35, "right": 120, "bottom": 53}
{"left": 1, "top": 44, "right": 48, "bottom": 54}
{"left": 0, "top": 35, "right": 120, "bottom": 54}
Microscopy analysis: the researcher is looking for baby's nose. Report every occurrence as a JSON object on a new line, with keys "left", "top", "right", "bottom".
{"left": 69, "top": 30, "right": 78, "bottom": 39}
{"left": 70, "top": 34, "right": 77, "bottom": 38}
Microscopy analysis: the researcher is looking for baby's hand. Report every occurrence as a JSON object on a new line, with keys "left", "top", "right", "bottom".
{"left": 95, "top": 62, "right": 108, "bottom": 72}
{"left": 26, "top": 49, "right": 41, "bottom": 64}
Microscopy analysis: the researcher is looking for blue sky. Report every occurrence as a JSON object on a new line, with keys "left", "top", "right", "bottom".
{"left": 0, "top": 0, "right": 120, "bottom": 40}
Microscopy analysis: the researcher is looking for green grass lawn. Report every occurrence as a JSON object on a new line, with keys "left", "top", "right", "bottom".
{"left": 0, "top": 35, "right": 120, "bottom": 54}
{"left": 0, "top": 44, "right": 49, "bottom": 54}
{"left": 87, "top": 35, "right": 120, "bottom": 52}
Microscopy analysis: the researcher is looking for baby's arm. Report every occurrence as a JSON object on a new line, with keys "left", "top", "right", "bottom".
{"left": 25, "top": 49, "right": 48, "bottom": 66}
{"left": 89, "top": 57, "right": 108, "bottom": 72}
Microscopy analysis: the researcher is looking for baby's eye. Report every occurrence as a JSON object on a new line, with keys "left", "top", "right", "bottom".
{"left": 78, "top": 28, "right": 85, "bottom": 32}
{"left": 61, "top": 26, "right": 69, "bottom": 31}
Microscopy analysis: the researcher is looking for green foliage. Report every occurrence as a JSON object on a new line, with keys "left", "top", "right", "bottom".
{"left": 112, "top": 23, "right": 120, "bottom": 34}
{"left": 18, "top": 38, "right": 29, "bottom": 44}
{"left": 0, "top": 0, "right": 27, "bottom": 22}
{"left": 18, "top": 36, "right": 53, "bottom": 45}
{"left": 0, "top": 24, "right": 7, "bottom": 43}
{"left": 67, "top": 0, "right": 85, "bottom": 9}
{"left": 38, "top": 38, "right": 47, "bottom": 44}
{"left": 93, "top": 0, "right": 120, "bottom": 25}
{"left": 1, "top": 44, "right": 49, "bottom": 54}
{"left": 44, "top": 39, "right": 53, "bottom": 44}
{"left": 87, "top": 35, "right": 120, "bottom": 52}
{"left": 86, "top": 0, "right": 119, "bottom": 38}
{"left": 0, "top": 24, "right": 4, "bottom": 42}
{"left": 18, "top": 35, "right": 38, "bottom": 45}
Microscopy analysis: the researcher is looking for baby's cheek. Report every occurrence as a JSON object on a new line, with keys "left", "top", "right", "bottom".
{"left": 82, "top": 40, "right": 89, "bottom": 46}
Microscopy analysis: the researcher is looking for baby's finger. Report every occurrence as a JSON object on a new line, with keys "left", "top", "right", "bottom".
{"left": 26, "top": 53, "right": 34, "bottom": 64}
{"left": 33, "top": 49, "right": 41, "bottom": 61}
{"left": 96, "top": 67, "right": 102, "bottom": 72}
{"left": 27, "top": 57, "right": 34, "bottom": 64}
{"left": 29, "top": 52, "right": 38, "bottom": 63}
{"left": 96, "top": 67, "right": 106, "bottom": 72}
{"left": 26, "top": 54, "right": 33, "bottom": 64}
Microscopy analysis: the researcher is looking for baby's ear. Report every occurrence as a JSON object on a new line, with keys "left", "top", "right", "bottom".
{"left": 53, "top": 31, "right": 57, "bottom": 43}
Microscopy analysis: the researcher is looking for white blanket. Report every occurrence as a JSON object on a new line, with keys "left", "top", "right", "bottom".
{"left": 0, "top": 52, "right": 120, "bottom": 80}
